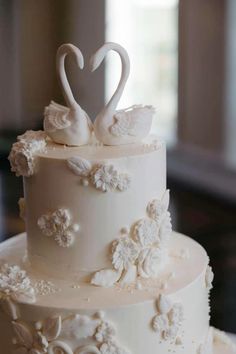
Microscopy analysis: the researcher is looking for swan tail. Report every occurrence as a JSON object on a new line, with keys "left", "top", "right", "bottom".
{"left": 110, "top": 105, "right": 155, "bottom": 137}
{"left": 44, "top": 101, "right": 71, "bottom": 132}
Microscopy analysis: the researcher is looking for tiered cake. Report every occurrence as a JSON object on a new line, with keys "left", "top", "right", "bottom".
{"left": 0, "top": 43, "right": 235, "bottom": 354}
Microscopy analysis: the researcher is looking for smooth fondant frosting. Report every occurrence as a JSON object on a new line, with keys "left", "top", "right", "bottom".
{"left": 0, "top": 232, "right": 212, "bottom": 354}
{"left": 23, "top": 136, "right": 166, "bottom": 279}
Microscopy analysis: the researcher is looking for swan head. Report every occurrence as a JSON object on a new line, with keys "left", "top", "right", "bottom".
{"left": 57, "top": 43, "right": 84, "bottom": 70}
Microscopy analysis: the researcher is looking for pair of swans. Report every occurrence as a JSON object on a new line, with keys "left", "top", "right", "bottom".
{"left": 44, "top": 43, "right": 155, "bottom": 146}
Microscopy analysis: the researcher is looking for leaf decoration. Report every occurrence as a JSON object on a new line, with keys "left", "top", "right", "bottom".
{"left": 119, "top": 264, "right": 137, "bottom": 287}
{"left": 1, "top": 297, "right": 18, "bottom": 320}
{"left": 48, "top": 340, "right": 73, "bottom": 354}
{"left": 12, "top": 321, "right": 33, "bottom": 349}
{"left": 43, "top": 316, "right": 62, "bottom": 341}
{"left": 74, "top": 345, "right": 101, "bottom": 354}
{"left": 156, "top": 295, "right": 172, "bottom": 315}
{"left": 12, "top": 289, "right": 36, "bottom": 304}
{"left": 91, "top": 268, "right": 122, "bottom": 288}
{"left": 67, "top": 157, "right": 92, "bottom": 177}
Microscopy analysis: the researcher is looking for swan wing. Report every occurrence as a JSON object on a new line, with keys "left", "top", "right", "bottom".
{"left": 110, "top": 105, "right": 155, "bottom": 137}
{"left": 44, "top": 101, "right": 71, "bottom": 132}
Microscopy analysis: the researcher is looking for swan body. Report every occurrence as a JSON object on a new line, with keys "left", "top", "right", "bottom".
{"left": 90, "top": 42, "right": 155, "bottom": 146}
{"left": 44, "top": 44, "right": 93, "bottom": 146}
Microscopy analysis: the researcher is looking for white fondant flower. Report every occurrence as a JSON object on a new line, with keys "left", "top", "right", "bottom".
{"left": 54, "top": 230, "right": 74, "bottom": 248}
{"left": 95, "top": 321, "right": 116, "bottom": 343}
{"left": 147, "top": 190, "right": 170, "bottom": 222}
{"left": 52, "top": 209, "right": 71, "bottom": 231}
{"left": 91, "top": 164, "right": 118, "bottom": 192}
{"left": 37, "top": 208, "right": 78, "bottom": 248}
{"left": 17, "top": 130, "right": 46, "bottom": 142}
{"left": 116, "top": 173, "right": 131, "bottom": 192}
{"left": 100, "top": 341, "right": 130, "bottom": 354}
{"left": 138, "top": 247, "right": 165, "bottom": 278}
{"left": 0, "top": 264, "right": 36, "bottom": 304}
{"left": 8, "top": 131, "right": 46, "bottom": 177}
{"left": 133, "top": 219, "right": 159, "bottom": 247}
{"left": 9, "top": 142, "right": 35, "bottom": 177}
{"left": 205, "top": 265, "right": 214, "bottom": 290}
{"left": 112, "top": 237, "right": 140, "bottom": 270}
{"left": 152, "top": 295, "right": 183, "bottom": 341}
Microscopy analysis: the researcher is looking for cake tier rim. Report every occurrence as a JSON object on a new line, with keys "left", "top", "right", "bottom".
{"left": 0, "top": 231, "right": 209, "bottom": 311}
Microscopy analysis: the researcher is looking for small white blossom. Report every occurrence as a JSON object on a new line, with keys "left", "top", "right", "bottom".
{"left": 91, "top": 164, "right": 119, "bottom": 192}
{"left": 152, "top": 295, "right": 183, "bottom": 341}
{"left": 116, "top": 174, "right": 131, "bottom": 192}
{"left": 0, "top": 264, "right": 35, "bottom": 304}
{"left": 112, "top": 237, "right": 139, "bottom": 270}
{"left": 133, "top": 219, "right": 159, "bottom": 247}
{"left": 100, "top": 341, "right": 130, "bottom": 354}
{"left": 37, "top": 208, "right": 78, "bottom": 248}
{"left": 95, "top": 321, "right": 116, "bottom": 343}
{"left": 8, "top": 131, "right": 46, "bottom": 177}
{"left": 54, "top": 230, "right": 74, "bottom": 248}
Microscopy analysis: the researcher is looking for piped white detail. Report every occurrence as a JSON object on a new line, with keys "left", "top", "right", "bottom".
{"left": 37, "top": 208, "right": 79, "bottom": 248}
{"left": 91, "top": 190, "right": 172, "bottom": 287}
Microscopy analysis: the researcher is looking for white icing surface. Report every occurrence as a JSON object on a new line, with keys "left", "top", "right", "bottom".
{"left": 0, "top": 232, "right": 207, "bottom": 308}
{"left": 0, "top": 231, "right": 212, "bottom": 354}
{"left": 23, "top": 136, "right": 166, "bottom": 278}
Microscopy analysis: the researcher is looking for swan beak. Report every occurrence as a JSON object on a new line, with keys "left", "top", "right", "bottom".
{"left": 89, "top": 55, "right": 97, "bottom": 72}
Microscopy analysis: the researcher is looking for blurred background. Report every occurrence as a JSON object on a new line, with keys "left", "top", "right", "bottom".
{"left": 0, "top": 0, "right": 236, "bottom": 333}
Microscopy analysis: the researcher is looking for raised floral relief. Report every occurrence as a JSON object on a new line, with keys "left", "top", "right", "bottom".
{"left": 8, "top": 130, "right": 46, "bottom": 177}
{"left": 37, "top": 208, "right": 79, "bottom": 248}
{"left": 0, "top": 263, "right": 35, "bottom": 321}
{"left": 67, "top": 156, "right": 131, "bottom": 192}
{"left": 91, "top": 190, "right": 172, "bottom": 287}
{"left": 12, "top": 311, "right": 130, "bottom": 354}
{"left": 152, "top": 294, "right": 184, "bottom": 342}
{"left": 205, "top": 265, "right": 214, "bottom": 291}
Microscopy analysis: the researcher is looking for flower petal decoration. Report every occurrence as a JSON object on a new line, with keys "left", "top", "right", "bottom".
{"left": 37, "top": 208, "right": 79, "bottom": 248}
{"left": 147, "top": 190, "right": 170, "bottom": 223}
{"left": 112, "top": 237, "right": 140, "bottom": 270}
{"left": 0, "top": 264, "right": 36, "bottom": 304}
{"left": 67, "top": 156, "right": 92, "bottom": 177}
{"left": 91, "top": 268, "right": 122, "bottom": 288}
{"left": 91, "top": 164, "right": 119, "bottom": 192}
{"left": 8, "top": 131, "right": 46, "bottom": 177}
{"left": 133, "top": 219, "right": 159, "bottom": 247}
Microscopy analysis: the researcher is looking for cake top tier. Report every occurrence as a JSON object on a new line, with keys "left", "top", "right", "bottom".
{"left": 43, "top": 42, "right": 155, "bottom": 147}
{"left": 38, "top": 136, "right": 163, "bottom": 160}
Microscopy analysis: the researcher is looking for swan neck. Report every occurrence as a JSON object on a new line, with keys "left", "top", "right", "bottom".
{"left": 57, "top": 53, "right": 79, "bottom": 110}
{"left": 106, "top": 50, "right": 130, "bottom": 113}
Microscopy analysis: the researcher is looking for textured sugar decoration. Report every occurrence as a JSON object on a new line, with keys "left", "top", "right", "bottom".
{"left": 91, "top": 190, "right": 172, "bottom": 287}
{"left": 152, "top": 294, "right": 184, "bottom": 342}
{"left": 0, "top": 263, "right": 36, "bottom": 321}
{"left": 37, "top": 208, "right": 79, "bottom": 248}
{"left": 67, "top": 156, "right": 131, "bottom": 192}
{"left": 11, "top": 311, "right": 130, "bottom": 354}
{"left": 8, "top": 130, "right": 46, "bottom": 177}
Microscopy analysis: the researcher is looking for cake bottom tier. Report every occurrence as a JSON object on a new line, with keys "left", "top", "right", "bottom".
{"left": 0, "top": 232, "right": 221, "bottom": 354}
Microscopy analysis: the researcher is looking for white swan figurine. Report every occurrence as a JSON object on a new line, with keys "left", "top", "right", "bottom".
{"left": 90, "top": 42, "right": 155, "bottom": 145}
{"left": 44, "top": 43, "right": 93, "bottom": 146}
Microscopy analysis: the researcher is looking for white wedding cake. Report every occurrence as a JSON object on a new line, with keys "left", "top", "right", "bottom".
{"left": 0, "top": 42, "right": 235, "bottom": 354}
